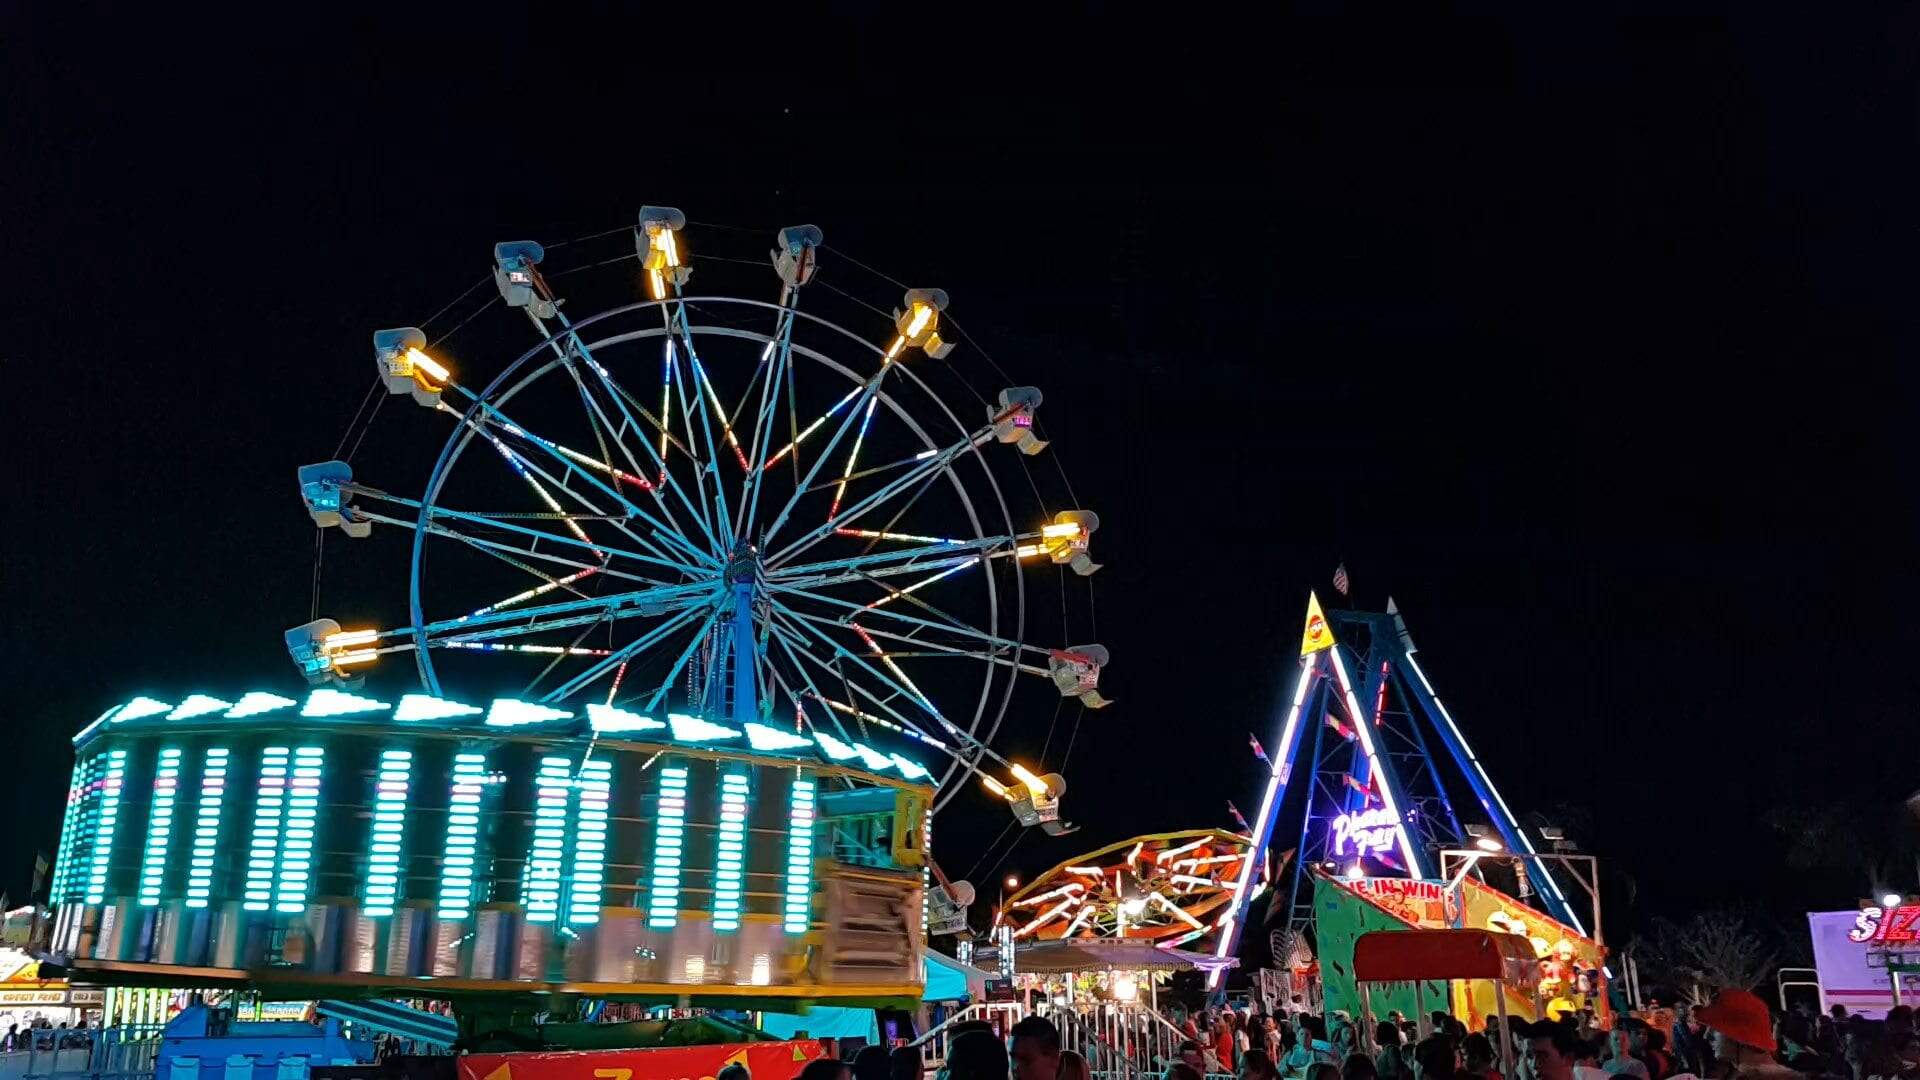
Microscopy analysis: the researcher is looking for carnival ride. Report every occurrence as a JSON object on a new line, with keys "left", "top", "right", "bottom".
{"left": 40, "top": 212, "right": 1111, "bottom": 1045}
{"left": 1207, "top": 594, "right": 1592, "bottom": 989}
{"left": 994, "top": 830, "right": 1256, "bottom": 947}
{"left": 291, "top": 210, "right": 1105, "bottom": 822}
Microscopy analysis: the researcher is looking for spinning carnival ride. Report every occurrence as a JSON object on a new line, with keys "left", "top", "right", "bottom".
{"left": 293, "top": 211, "right": 1106, "bottom": 822}
{"left": 41, "top": 211, "right": 1108, "bottom": 1010}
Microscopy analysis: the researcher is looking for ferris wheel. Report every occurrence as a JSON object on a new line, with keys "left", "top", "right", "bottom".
{"left": 287, "top": 208, "right": 1108, "bottom": 826}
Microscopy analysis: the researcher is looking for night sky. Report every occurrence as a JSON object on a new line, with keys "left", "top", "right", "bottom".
{"left": 9, "top": 13, "right": 1920, "bottom": 942}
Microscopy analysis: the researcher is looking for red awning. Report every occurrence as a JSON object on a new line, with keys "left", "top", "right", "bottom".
{"left": 1352, "top": 930, "right": 1540, "bottom": 983}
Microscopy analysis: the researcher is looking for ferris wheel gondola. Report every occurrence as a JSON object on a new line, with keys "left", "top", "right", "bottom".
{"left": 290, "top": 210, "right": 1107, "bottom": 824}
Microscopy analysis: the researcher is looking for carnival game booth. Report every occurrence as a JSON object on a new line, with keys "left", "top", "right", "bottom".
{"left": 42, "top": 688, "right": 937, "bottom": 1046}
{"left": 1352, "top": 930, "right": 1539, "bottom": 1074}
{"left": 1313, "top": 869, "right": 1608, "bottom": 1030}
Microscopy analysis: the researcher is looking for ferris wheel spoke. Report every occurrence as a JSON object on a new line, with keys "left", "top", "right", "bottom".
{"left": 464, "top": 408, "right": 716, "bottom": 572}
{"left": 830, "top": 619, "right": 1044, "bottom": 677}
{"left": 738, "top": 303, "right": 802, "bottom": 538}
{"left": 776, "top": 582, "right": 1040, "bottom": 658}
{"left": 663, "top": 337, "right": 728, "bottom": 551}
{"left": 640, "top": 602, "right": 730, "bottom": 714}
{"left": 765, "top": 615, "right": 937, "bottom": 746}
{"left": 760, "top": 626, "right": 859, "bottom": 746}
{"left": 764, "top": 424, "right": 995, "bottom": 569}
{"left": 481, "top": 412, "right": 715, "bottom": 572}
{"left": 767, "top": 598, "right": 945, "bottom": 722}
{"left": 439, "top": 393, "right": 714, "bottom": 572}
{"left": 537, "top": 604, "right": 711, "bottom": 704}
{"left": 418, "top": 577, "right": 720, "bottom": 640}
{"left": 758, "top": 359, "right": 897, "bottom": 552}
{"left": 765, "top": 618, "right": 994, "bottom": 772}
{"left": 560, "top": 338, "right": 730, "bottom": 562}
{"left": 771, "top": 538, "right": 1016, "bottom": 585}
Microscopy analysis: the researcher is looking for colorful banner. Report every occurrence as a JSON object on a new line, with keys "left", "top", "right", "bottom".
{"left": 461, "top": 1041, "right": 826, "bottom": 1080}
{"left": 1301, "top": 593, "right": 1336, "bottom": 656}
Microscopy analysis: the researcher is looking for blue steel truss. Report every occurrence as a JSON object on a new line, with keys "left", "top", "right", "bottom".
{"left": 1207, "top": 597, "right": 1584, "bottom": 987}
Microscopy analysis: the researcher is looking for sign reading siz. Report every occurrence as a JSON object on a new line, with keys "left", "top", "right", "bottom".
{"left": 1848, "top": 905, "right": 1920, "bottom": 943}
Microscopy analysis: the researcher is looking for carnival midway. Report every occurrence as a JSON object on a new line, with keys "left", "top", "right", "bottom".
{"left": 9, "top": 209, "right": 1897, "bottom": 1080}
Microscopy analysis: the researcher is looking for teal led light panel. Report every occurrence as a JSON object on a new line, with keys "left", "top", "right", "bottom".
{"left": 437, "top": 753, "right": 486, "bottom": 919}
{"left": 244, "top": 747, "right": 288, "bottom": 911}
{"left": 138, "top": 747, "right": 182, "bottom": 905}
{"left": 185, "top": 747, "right": 228, "bottom": 908}
{"left": 568, "top": 759, "right": 611, "bottom": 926}
{"left": 363, "top": 749, "right": 412, "bottom": 916}
{"left": 784, "top": 777, "right": 816, "bottom": 934}
{"left": 647, "top": 766, "right": 689, "bottom": 929}
{"left": 713, "top": 771, "right": 749, "bottom": 931}
{"left": 275, "top": 746, "right": 323, "bottom": 912}
{"left": 84, "top": 749, "right": 127, "bottom": 905}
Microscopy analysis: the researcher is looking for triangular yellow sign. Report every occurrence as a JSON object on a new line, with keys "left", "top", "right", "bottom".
{"left": 481, "top": 1065, "right": 512, "bottom": 1080}
{"left": 791, "top": 1045, "right": 809, "bottom": 1061}
{"left": 722, "top": 1049, "right": 751, "bottom": 1069}
{"left": 1300, "top": 591, "right": 1336, "bottom": 656}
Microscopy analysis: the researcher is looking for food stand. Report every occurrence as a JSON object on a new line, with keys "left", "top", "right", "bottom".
{"left": 1353, "top": 929, "right": 1540, "bottom": 1074}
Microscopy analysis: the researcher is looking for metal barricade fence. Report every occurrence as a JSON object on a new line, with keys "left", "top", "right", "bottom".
{"left": 912, "top": 1001, "right": 1026, "bottom": 1074}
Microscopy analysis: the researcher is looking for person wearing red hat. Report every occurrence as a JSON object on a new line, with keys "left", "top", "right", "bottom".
{"left": 1693, "top": 989, "right": 1795, "bottom": 1080}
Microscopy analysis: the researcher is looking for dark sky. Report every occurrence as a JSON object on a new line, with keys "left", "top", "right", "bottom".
{"left": 8, "top": 12, "right": 1920, "bottom": 941}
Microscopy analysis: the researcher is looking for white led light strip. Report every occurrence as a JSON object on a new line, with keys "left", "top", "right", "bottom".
{"left": 138, "top": 748, "right": 182, "bottom": 906}
{"left": 784, "top": 778, "right": 816, "bottom": 935}
{"left": 568, "top": 760, "right": 611, "bottom": 926}
{"left": 276, "top": 746, "right": 323, "bottom": 913}
{"left": 712, "top": 772, "right": 749, "bottom": 932}
{"left": 524, "top": 757, "right": 573, "bottom": 923}
{"left": 647, "top": 767, "right": 688, "bottom": 929}
{"left": 244, "top": 747, "right": 288, "bottom": 911}
{"left": 363, "top": 749, "right": 412, "bottom": 916}
{"left": 438, "top": 753, "right": 486, "bottom": 919}
{"left": 186, "top": 748, "right": 228, "bottom": 908}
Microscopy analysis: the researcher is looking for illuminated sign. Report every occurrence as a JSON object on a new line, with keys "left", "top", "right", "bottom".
{"left": 1847, "top": 906, "right": 1920, "bottom": 944}
{"left": 1347, "top": 877, "right": 1458, "bottom": 928}
{"left": 1330, "top": 808, "right": 1403, "bottom": 858}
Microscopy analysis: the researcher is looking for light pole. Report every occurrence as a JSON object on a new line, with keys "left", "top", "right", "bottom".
{"left": 1439, "top": 847, "right": 1605, "bottom": 948}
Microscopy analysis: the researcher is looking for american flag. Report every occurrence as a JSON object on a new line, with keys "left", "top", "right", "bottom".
{"left": 1332, "top": 562, "right": 1350, "bottom": 596}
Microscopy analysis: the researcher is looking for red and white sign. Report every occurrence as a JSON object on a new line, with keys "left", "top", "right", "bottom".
{"left": 460, "top": 1041, "right": 826, "bottom": 1080}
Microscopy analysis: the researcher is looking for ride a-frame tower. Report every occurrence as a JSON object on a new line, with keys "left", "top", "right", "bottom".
{"left": 1207, "top": 594, "right": 1586, "bottom": 987}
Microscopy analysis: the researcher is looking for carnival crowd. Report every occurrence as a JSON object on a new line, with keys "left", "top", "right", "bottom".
{"left": 777, "top": 985, "right": 1920, "bottom": 1080}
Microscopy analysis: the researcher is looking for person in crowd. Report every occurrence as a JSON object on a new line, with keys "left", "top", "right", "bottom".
{"left": 854, "top": 1045, "right": 894, "bottom": 1080}
{"left": 717, "top": 1064, "right": 750, "bottom": 1080}
{"left": 945, "top": 1029, "right": 1010, "bottom": 1080}
{"left": 1375, "top": 1021, "right": 1409, "bottom": 1080}
{"left": 1670, "top": 1002, "right": 1708, "bottom": 1078}
{"left": 800, "top": 1059, "right": 852, "bottom": 1080}
{"left": 1165, "top": 1065, "right": 1204, "bottom": 1080}
{"left": 1174, "top": 1040, "right": 1207, "bottom": 1075}
{"left": 1461, "top": 1033, "right": 1501, "bottom": 1080}
{"left": 1343, "top": 1053, "right": 1379, "bottom": 1080}
{"left": 889, "top": 1045, "right": 923, "bottom": 1080}
{"left": 1306, "top": 1062, "right": 1343, "bottom": 1080}
{"left": 1239, "top": 1014, "right": 1256, "bottom": 1059}
{"left": 1010, "top": 1016, "right": 1062, "bottom": 1080}
{"left": 1524, "top": 1020, "right": 1582, "bottom": 1080}
{"left": 1214, "top": 1011, "right": 1240, "bottom": 1073}
{"left": 1605, "top": 1021, "right": 1650, "bottom": 1080}
{"left": 1411, "top": 1034, "right": 1456, "bottom": 1080}
{"left": 1265, "top": 1015, "right": 1286, "bottom": 1062}
{"left": 1240, "top": 1049, "right": 1280, "bottom": 1080}
{"left": 1055, "top": 1050, "right": 1088, "bottom": 1080}
{"left": 1642, "top": 1029, "right": 1675, "bottom": 1080}
{"left": 1286, "top": 1017, "right": 1339, "bottom": 1076}
{"left": 1693, "top": 988, "right": 1797, "bottom": 1080}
